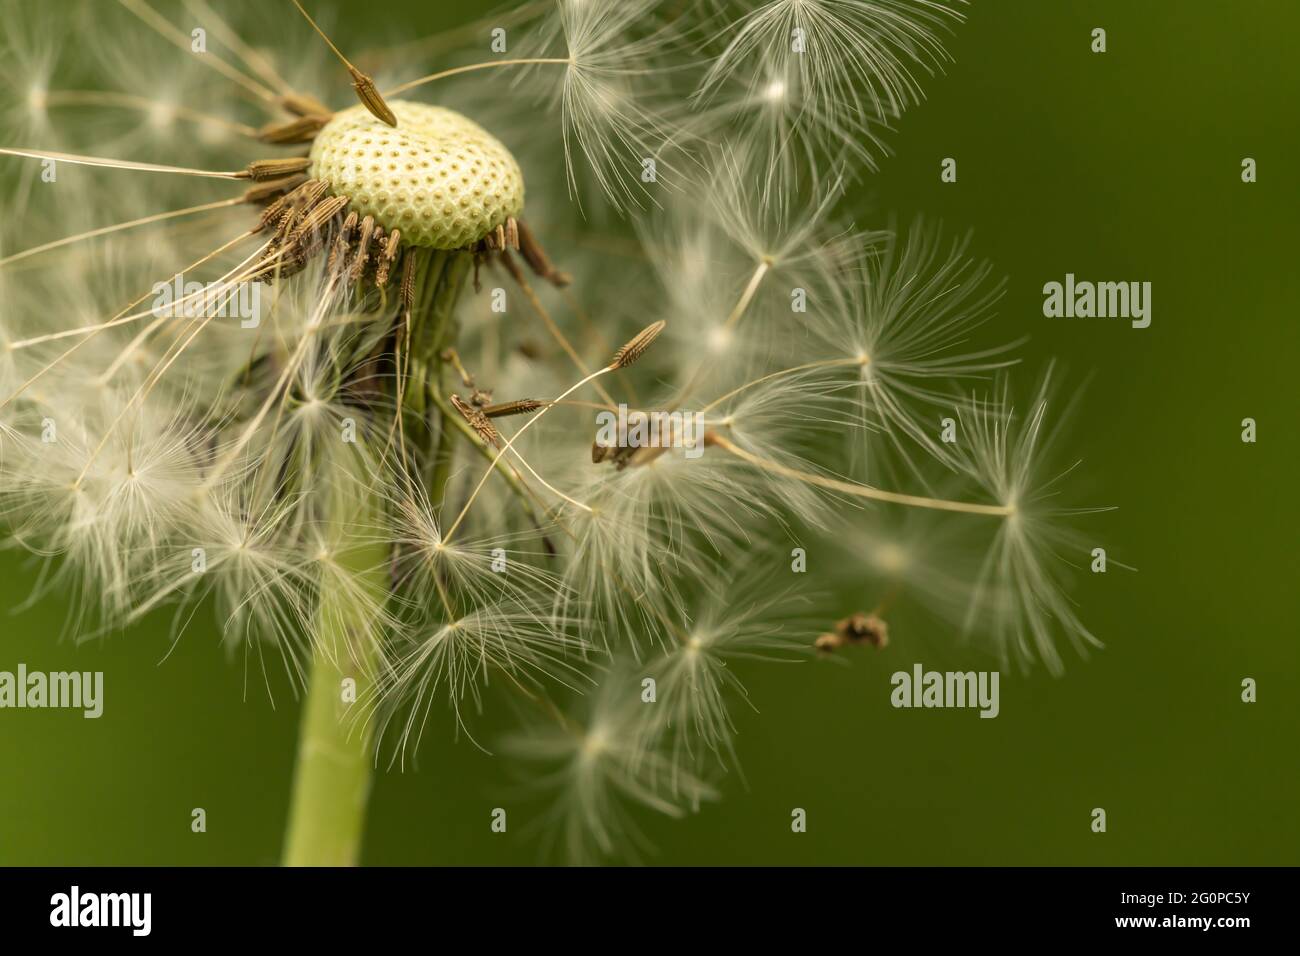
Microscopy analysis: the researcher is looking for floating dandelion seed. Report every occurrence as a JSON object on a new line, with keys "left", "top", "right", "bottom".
{"left": 0, "top": 0, "right": 1113, "bottom": 865}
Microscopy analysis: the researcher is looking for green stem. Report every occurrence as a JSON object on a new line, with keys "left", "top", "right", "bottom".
{"left": 280, "top": 250, "right": 471, "bottom": 866}
{"left": 281, "top": 476, "right": 389, "bottom": 866}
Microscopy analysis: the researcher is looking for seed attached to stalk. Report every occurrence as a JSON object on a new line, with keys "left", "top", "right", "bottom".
{"left": 279, "top": 91, "right": 332, "bottom": 118}
{"left": 290, "top": 0, "right": 398, "bottom": 126}
{"left": 483, "top": 399, "right": 543, "bottom": 418}
{"left": 451, "top": 394, "right": 502, "bottom": 448}
{"left": 243, "top": 174, "right": 309, "bottom": 205}
{"left": 610, "top": 320, "right": 667, "bottom": 370}
{"left": 244, "top": 157, "right": 313, "bottom": 182}
{"left": 258, "top": 114, "right": 332, "bottom": 145}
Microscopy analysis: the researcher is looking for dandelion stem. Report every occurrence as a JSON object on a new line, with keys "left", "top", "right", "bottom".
{"left": 384, "top": 58, "right": 573, "bottom": 97}
{"left": 282, "top": 256, "right": 472, "bottom": 866}
{"left": 282, "top": 472, "right": 389, "bottom": 867}
{"left": 709, "top": 431, "right": 1013, "bottom": 517}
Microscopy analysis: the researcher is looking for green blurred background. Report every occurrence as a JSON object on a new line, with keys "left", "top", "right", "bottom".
{"left": 1, "top": 0, "right": 1296, "bottom": 865}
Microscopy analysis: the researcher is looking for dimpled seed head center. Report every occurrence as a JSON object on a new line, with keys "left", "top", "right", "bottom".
{"left": 309, "top": 100, "right": 525, "bottom": 250}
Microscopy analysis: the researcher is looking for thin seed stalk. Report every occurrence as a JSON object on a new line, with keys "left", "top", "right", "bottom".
{"left": 282, "top": 250, "right": 471, "bottom": 866}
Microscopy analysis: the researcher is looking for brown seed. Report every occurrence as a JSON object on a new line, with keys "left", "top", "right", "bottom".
{"left": 331, "top": 211, "right": 357, "bottom": 275}
{"left": 609, "top": 320, "right": 666, "bottom": 370}
{"left": 816, "top": 613, "right": 889, "bottom": 653}
{"left": 244, "top": 157, "right": 313, "bottom": 182}
{"left": 814, "top": 633, "right": 843, "bottom": 653}
{"left": 253, "top": 242, "right": 307, "bottom": 280}
{"left": 270, "top": 180, "right": 331, "bottom": 237}
{"left": 400, "top": 253, "right": 418, "bottom": 309}
{"left": 274, "top": 205, "right": 302, "bottom": 241}
{"left": 257, "top": 114, "right": 331, "bottom": 145}
{"left": 517, "top": 219, "right": 570, "bottom": 287}
{"left": 483, "top": 399, "right": 543, "bottom": 419}
{"left": 339, "top": 210, "right": 359, "bottom": 242}
{"left": 256, "top": 197, "right": 289, "bottom": 232}
{"left": 327, "top": 232, "right": 349, "bottom": 275}
{"left": 243, "top": 174, "right": 308, "bottom": 205}
{"left": 496, "top": 248, "right": 525, "bottom": 284}
{"left": 289, "top": 0, "right": 395, "bottom": 126}
{"left": 286, "top": 179, "right": 330, "bottom": 210}
{"left": 351, "top": 216, "right": 376, "bottom": 282}
{"left": 350, "top": 68, "right": 397, "bottom": 127}
{"left": 256, "top": 179, "right": 321, "bottom": 230}
{"left": 841, "top": 612, "right": 889, "bottom": 648}
{"left": 280, "top": 92, "right": 332, "bottom": 118}
{"left": 291, "top": 196, "right": 349, "bottom": 244}
{"left": 375, "top": 229, "right": 401, "bottom": 286}
{"left": 450, "top": 394, "right": 501, "bottom": 448}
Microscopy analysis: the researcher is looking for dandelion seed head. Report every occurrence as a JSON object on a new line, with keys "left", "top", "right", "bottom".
{"left": 310, "top": 101, "right": 525, "bottom": 249}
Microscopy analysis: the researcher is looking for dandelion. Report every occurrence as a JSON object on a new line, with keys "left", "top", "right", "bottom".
{"left": 956, "top": 369, "right": 1119, "bottom": 675}
{"left": 695, "top": 0, "right": 966, "bottom": 182}
{"left": 815, "top": 220, "right": 1017, "bottom": 482}
{"left": 501, "top": 664, "right": 720, "bottom": 864}
{"left": 637, "top": 562, "right": 816, "bottom": 790}
{"left": 0, "top": 0, "right": 1113, "bottom": 865}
